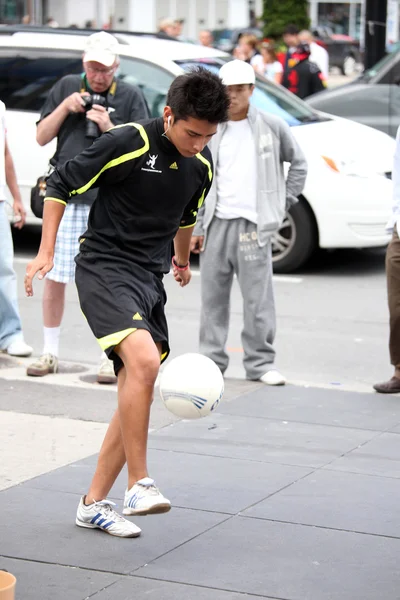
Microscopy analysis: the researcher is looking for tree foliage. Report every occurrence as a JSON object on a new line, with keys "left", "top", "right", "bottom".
{"left": 262, "top": 0, "right": 310, "bottom": 39}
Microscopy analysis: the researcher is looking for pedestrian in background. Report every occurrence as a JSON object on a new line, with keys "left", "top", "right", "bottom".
{"left": 0, "top": 100, "right": 32, "bottom": 358}
{"left": 374, "top": 126, "right": 400, "bottom": 394}
{"left": 157, "top": 18, "right": 177, "bottom": 39}
{"left": 282, "top": 24, "right": 300, "bottom": 74}
{"left": 173, "top": 18, "right": 185, "bottom": 40}
{"left": 199, "top": 29, "right": 214, "bottom": 48}
{"left": 281, "top": 43, "right": 326, "bottom": 99}
{"left": 299, "top": 30, "right": 329, "bottom": 80}
{"left": 26, "top": 31, "right": 150, "bottom": 382}
{"left": 251, "top": 43, "right": 283, "bottom": 84}
{"left": 191, "top": 61, "right": 307, "bottom": 385}
{"left": 236, "top": 33, "right": 260, "bottom": 64}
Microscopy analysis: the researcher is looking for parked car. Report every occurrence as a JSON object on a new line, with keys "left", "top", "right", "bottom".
{"left": 306, "top": 43, "right": 400, "bottom": 138}
{"left": 312, "top": 26, "right": 362, "bottom": 75}
{"left": 211, "top": 27, "right": 263, "bottom": 53}
{"left": 0, "top": 27, "right": 394, "bottom": 272}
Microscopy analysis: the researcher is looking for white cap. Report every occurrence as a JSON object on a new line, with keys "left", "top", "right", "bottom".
{"left": 219, "top": 60, "right": 255, "bottom": 86}
{"left": 83, "top": 32, "right": 119, "bottom": 67}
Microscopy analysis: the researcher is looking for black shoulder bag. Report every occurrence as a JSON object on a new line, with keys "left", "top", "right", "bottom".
{"left": 30, "top": 164, "right": 55, "bottom": 219}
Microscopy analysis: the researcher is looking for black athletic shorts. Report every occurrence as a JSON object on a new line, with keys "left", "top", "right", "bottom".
{"left": 75, "top": 251, "right": 170, "bottom": 375}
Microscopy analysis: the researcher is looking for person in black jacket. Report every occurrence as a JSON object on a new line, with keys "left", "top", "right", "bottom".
{"left": 26, "top": 31, "right": 150, "bottom": 384}
{"left": 25, "top": 68, "right": 230, "bottom": 539}
{"left": 282, "top": 43, "right": 327, "bottom": 99}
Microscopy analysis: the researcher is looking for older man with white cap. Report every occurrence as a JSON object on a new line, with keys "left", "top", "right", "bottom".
{"left": 27, "top": 31, "right": 150, "bottom": 383}
{"left": 191, "top": 60, "right": 308, "bottom": 385}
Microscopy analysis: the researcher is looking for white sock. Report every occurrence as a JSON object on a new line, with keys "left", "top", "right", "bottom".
{"left": 43, "top": 326, "right": 60, "bottom": 357}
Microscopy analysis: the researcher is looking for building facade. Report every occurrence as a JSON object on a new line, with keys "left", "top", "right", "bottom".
{"left": 1, "top": 0, "right": 398, "bottom": 46}
{"left": 1, "top": 0, "right": 263, "bottom": 35}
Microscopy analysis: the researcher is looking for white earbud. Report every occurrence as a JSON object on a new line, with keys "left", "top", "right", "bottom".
{"left": 167, "top": 116, "right": 171, "bottom": 127}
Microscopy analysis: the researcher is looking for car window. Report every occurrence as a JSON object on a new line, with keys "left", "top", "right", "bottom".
{"left": 361, "top": 50, "right": 400, "bottom": 83}
{"left": 0, "top": 49, "right": 82, "bottom": 111}
{"left": 118, "top": 57, "right": 174, "bottom": 117}
{"left": 177, "top": 59, "right": 325, "bottom": 126}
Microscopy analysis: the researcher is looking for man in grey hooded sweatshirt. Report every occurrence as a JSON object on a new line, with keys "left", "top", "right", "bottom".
{"left": 191, "top": 60, "right": 307, "bottom": 385}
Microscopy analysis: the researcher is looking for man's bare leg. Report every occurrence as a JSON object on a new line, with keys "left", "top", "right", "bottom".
{"left": 43, "top": 278, "right": 66, "bottom": 327}
{"left": 84, "top": 409, "right": 126, "bottom": 504}
{"left": 85, "top": 330, "right": 160, "bottom": 502}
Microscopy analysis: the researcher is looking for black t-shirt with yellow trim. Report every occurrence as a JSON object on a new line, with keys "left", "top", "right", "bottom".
{"left": 45, "top": 117, "right": 213, "bottom": 274}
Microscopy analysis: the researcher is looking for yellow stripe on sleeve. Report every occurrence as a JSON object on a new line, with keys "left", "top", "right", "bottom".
{"left": 70, "top": 123, "right": 150, "bottom": 197}
{"left": 195, "top": 152, "right": 213, "bottom": 182}
{"left": 179, "top": 222, "right": 196, "bottom": 229}
{"left": 44, "top": 197, "right": 67, "bottom": 206}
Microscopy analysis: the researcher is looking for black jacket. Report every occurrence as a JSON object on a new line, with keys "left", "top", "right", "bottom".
{"left": 282, "top": 51, "right": 326, "bottom": 99}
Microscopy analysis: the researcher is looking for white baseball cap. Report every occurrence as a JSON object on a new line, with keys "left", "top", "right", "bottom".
{"left": 83, "top": 31, "right": 119, "bottom": 67}
{"left": 219, "top": 60, "right": 256, "bottom": 86}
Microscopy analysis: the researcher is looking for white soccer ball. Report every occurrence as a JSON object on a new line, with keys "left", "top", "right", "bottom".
{"left": 159, "top": 353, "right": 224, "bottom": 419}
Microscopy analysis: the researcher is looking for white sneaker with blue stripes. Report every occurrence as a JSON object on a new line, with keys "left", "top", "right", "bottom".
{"left": 76, "top": 497, "right": 141, "bottom": 537}
{"left": 123, "top": 477, "right": 171, "bottom": 516}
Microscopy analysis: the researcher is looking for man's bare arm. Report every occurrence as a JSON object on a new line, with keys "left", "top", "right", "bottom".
{"left": 37, "top": 93, "right": 87, "bottom": 146}
{"left": 24, "top": 200, "right": 66, "bottom": 296}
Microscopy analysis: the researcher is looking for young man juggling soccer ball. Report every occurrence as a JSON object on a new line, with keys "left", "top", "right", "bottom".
{"left": 25, "top": 69, "right": 230, "bottom": 538}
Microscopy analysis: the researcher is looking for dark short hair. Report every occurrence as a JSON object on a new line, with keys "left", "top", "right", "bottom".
{"left": 167, "top": 67, "right": 230, "bottom": 124}
{"left": 283, "top": 24, "right": 300, "bottom": 35}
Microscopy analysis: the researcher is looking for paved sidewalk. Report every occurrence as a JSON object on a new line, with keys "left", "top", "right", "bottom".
{"left": 1, "top": 354, "right": 400, "bottom": 599}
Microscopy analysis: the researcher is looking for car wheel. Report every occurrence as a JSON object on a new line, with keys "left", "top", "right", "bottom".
{"left": 342, "top": 55, "right": 357, "bottom": 76}
{"left": 272, "top": 198, "right": 318, "bottom": 273}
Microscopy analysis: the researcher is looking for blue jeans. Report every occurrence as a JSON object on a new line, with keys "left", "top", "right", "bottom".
{"left": 0, "top": 201, "right": 23, "bottom": 349}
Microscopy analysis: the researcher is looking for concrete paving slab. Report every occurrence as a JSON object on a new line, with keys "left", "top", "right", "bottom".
{"left": 218, "top": 384, "right": 400, "bottom": 431}
{"left": 0, "top": 410, "right": 107, "bottom": 490}
{"left": 21, "top": 449, "right": 312, "bottom": 514}
{"left": 0, "top": 378, "right": 117, "bottom": 423}
{"left": 148, "top": 412, "right": 378, "bottom": 468}
{"left": 242, "top": 469, "right": 400, "bottom": 537}
{"left": 0, "top": 377, "right": 255, "bottom": 425}
{"left": 326, "top": 432, "right": 400, "bottom": 478}
{"left": 0, "top": 486, "right": 227, "bottom": 574}
{"left": 92, "top": 576, "right": 276, "bottom": 599}
{"left": 0, "top": 557, "right": 122, "bottom": 600}
{"left": 135, "top": 516, "right": 400, "bottom": 600}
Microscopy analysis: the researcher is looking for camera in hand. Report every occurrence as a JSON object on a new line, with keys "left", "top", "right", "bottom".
{"left": 82, "top": 94, "right": 107, "bottom": 139}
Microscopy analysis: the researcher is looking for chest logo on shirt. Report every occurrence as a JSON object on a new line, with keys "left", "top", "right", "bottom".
{"left": 141, "top": 153, "right": 162, "bottom": 174}
{"left": 259, "top": 133, "right": 273, "bottom": 151}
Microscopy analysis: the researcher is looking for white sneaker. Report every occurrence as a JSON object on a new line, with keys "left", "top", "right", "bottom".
{"left": 27, "top": 353, "right": 58, "bottom": 377}
{"left": 259, "top": 370, "right": 286, "bottom": 386}
{"left": 76, "top": 497, "right": 141, "bottom": 538}
{"left": 123, "top": 477, "right": 171, "bottom": 516}
{"left": 6, "top": 339, "right": 33, "bottom": 357}
{"left": 97, "top": 356, "right": 117, "bottom": 384}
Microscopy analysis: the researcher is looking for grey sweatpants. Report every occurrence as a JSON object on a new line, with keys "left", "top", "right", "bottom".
{"left": 199, "top": 217, "right": 276, "bottom": 380}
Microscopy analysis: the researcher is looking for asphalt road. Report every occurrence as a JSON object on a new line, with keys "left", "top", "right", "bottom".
{"left": 12, "top": 226, "right": 390, "bottom": 392}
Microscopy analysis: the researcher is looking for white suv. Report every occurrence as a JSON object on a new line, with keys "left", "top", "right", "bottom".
{"left": 0, "top": 28, "right": 395, "bottom": 272}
